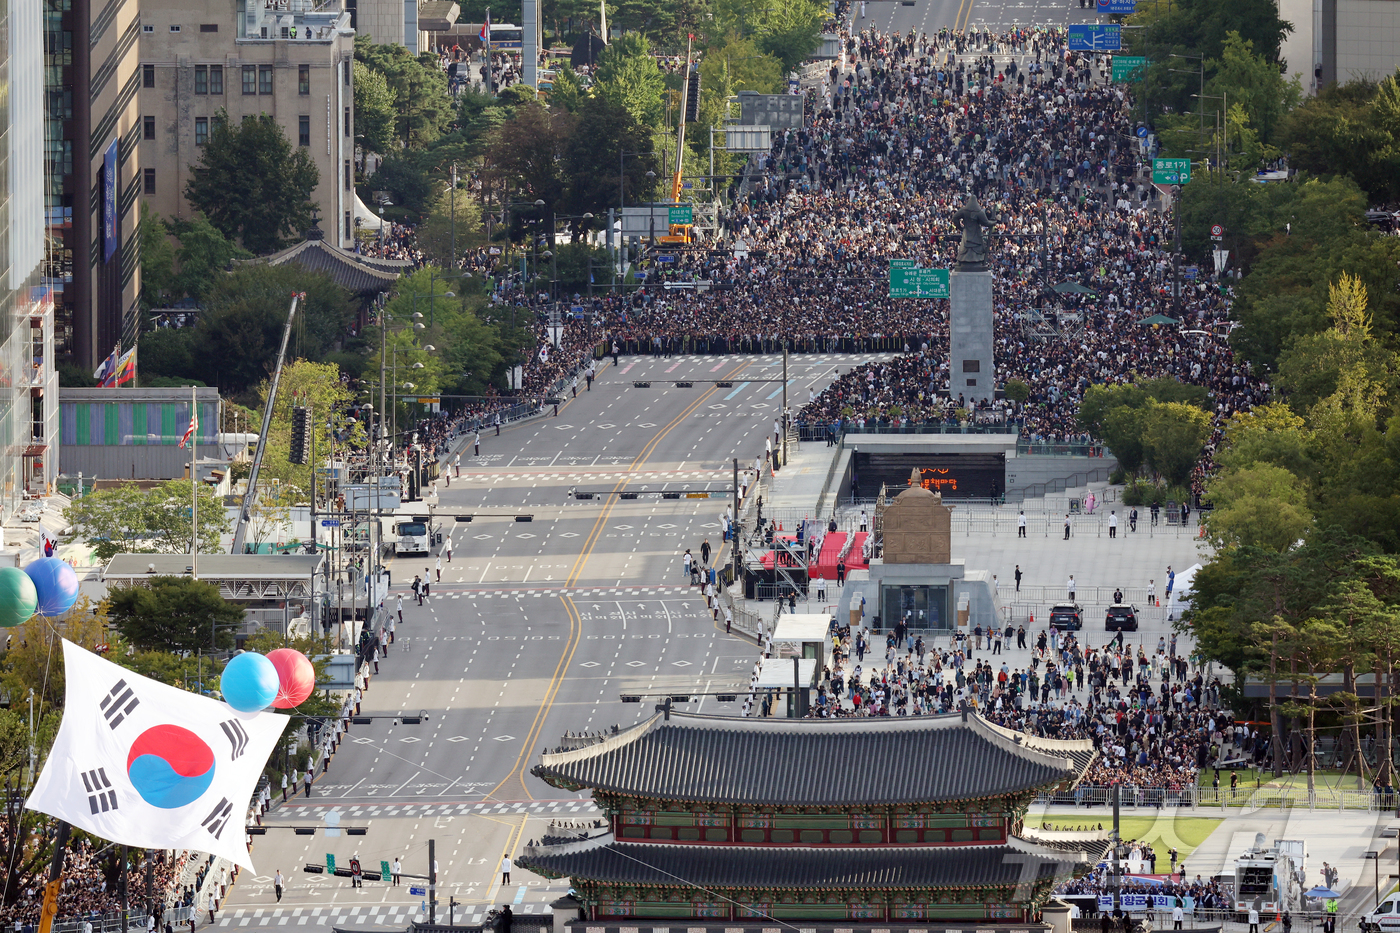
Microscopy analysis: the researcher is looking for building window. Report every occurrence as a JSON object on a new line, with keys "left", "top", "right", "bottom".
{"left": 343, "top": 106, "right": 350, "bottom": 137}
{"left": 209, "top": 65, "right": 223, "bottom": 94}
{"left": 142, "top": 24, "right": 153, "bottom": 32}
{"left": 298, "top": 64, "right": 310, "bottom": 95}
{"left": 344, "top": 159, "right": 351, "bottom": 190}
{"left": 962, "top": 359, "right": 980, "bottom": 372}
{"left": 343, "top": 59, "right": 350, "bottom": 85}
{"left": 168, "top": 24, "right": 180, "bottom": 32}
{"left": 258, "top": 65, "right": 273, "bottom": 94}
{"left": 143, "top": 64, "right": 155, "bottom": 87}
{"left": 298, "top": 115, "right": 310, "bottom": 147}
{"left": 143, "top": 169, "right": 156, "bottom": 194}
{"left": 195, "top": 117, "right": 208, "bottom": 146}
{"left": 194, "top": 64, "right": 207, "bottom": 94}
{"left": 199, "top": 23, "right": 217, "bottom": 31}
{"left": 143, "top": 116, "right": 155, "bottom": 140}
{"left": 344, "top": 211, "right": 352, "bottom": 240}
{"left": 242, "top": 65, "right": 256, "bottom": 94}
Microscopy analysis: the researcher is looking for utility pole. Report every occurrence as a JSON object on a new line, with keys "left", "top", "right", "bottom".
{"left": 428, "top": 838, "right": 437, "bottom": 924}
{"left": 781, "top": 348, "right": 789, "bottom": 465}
{"left": 732, "top": 458, "right": 740, "bottom": 586}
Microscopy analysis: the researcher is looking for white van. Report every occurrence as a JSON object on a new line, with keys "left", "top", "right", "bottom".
{"left": 1362, "top": 894, "right": 1400, "bottom": 933}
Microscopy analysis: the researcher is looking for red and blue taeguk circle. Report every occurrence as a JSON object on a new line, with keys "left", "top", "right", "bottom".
{"left": 126, "top": 724, "right": 216, "bottom": 809}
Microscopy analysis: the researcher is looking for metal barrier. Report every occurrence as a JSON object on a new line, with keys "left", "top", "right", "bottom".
{"left": 1035, "top": 784, "right": 1391, "bottom": 811}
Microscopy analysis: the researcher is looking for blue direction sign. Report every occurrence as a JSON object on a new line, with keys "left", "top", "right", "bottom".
{"left": 1097, "top": 0, "right": 1137, "bottom": 12}
{"left": 410, "top": 887, "right": 426, "bottom": 897}
{"left": 655, "top": 255, "right": 676, "bottom": 264}
{"left": 321, "top": 519, "right": 341, "bottom": 527}
{"left": 1068, "top": 24, "right": 1121, "bottom": 50}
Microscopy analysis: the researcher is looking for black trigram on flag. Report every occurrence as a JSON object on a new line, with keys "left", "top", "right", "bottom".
{"left": 219, "top": 719, "right": 249, "bottom": 760}
{"left": 99, "top": 679, "right": 139, "bottom": 729}
{"left": 201, "top": 797, "right": 233, "bottom": 839}
{"left": 81, "top": 767, "right": 118, "bottom": 814}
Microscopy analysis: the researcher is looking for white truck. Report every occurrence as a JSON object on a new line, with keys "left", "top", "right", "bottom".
{"left": 391, "top": 514, "right": 438, "bottom": 556}
{"left": 1234, "top": 835, "right": 1306, "bottom": 917}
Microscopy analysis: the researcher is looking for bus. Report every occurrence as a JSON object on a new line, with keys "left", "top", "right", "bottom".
{"left": 486, "top": 23, "right": 523, "bottom": 49}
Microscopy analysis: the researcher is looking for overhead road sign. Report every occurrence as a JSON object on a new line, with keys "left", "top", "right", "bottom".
{"left": 668, "top": 204, "right": 693, "bottom": 225}
{"left": 1152, "top": 158, "right": 1191, "bottom": 184}
{"left": 889, "top": 259, "right": 950, "bottom": 299}
{"left": 1097, "top": 0, "right": 1136, "bottom": 13}
{"left": 1068, "top": 24, "right": 1121, "bottom": 51}
{"left": 1113, "top": 56, "right": 1147, "bottom": 81}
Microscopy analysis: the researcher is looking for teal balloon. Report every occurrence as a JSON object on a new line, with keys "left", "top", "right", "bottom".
{"left": 222, "top": 652, "right": 280, "bottom": 712}
{"left": 25, "top": 557, "right": 79, "bottom": 617}
{"left": 0, "top": 567, "right": 37, "bottom": 628}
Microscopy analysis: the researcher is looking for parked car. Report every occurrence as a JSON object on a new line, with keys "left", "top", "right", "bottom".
{"left": 1048, "top": 603, "right": 1083, "bottom": 630}
{"left": 1105, "top": 604, "right": 1140, "bottom": 632}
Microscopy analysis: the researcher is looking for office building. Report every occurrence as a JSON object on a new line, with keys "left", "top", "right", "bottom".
{"left": 1281, "top": 0, "right": 1400, "bottom": 91}
{"left": 140, "top": 0, "right": 357, "bottom": 250}
{"left": 44, "top": 0, "right": 143, "bottom": 371}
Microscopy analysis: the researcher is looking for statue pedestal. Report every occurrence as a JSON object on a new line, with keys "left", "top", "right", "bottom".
{"left": 949, "top": 269, "right": 994, "bottom": 406}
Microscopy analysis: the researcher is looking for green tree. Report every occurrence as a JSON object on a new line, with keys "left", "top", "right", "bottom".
{"left": 371, "top": 151, "right": 439, "bottom": 217}
{"left": 138, "top": 203, "right": 175, "bottom": 311}
{"left": 254, "top": 359, "right": 366, "bottom": 492}
{"left": 417, "top": 185, "right": 484, "bottom": 268}
{"left": 1142, "top": 400, "right": 1214, "bottom": 486}
{"left": 168, "top": 214, "right": 252, "bottom": 304}
{"left": 549, "top": 63, "right": 585, "bottom": 113}
{"left": 485, "top": 103, "right": 575, "bottom": 208}
{"left": 354, "top": 61, "right": 398, "bottom": 155}
{"left": 194, "top": 264, "right": 356, "bottom": 394}
{"left": 354, "top": 36, "right": 454, "bottom": 147}
{"left": 594, "top": 34, "right": 666, "bottom": 127}
{"left": 107, "top": 576, "right": 245, "bottom": 653}
{"left": 751, "top": 0, "right": 825, "bottom": 72}
{"left": 184, "top": 113, "right": 319, "bottom": 255}
{"left": 65, "top": 480, "right": 231, "bottom": 562}
{"left": 1204, "top": 463, "right": 1313, "bottom": 550}
{"left": 562, "top": 96, "right": 659, "bottom": 217}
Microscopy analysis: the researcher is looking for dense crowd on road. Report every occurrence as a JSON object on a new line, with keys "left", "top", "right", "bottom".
{"left": 1057, "top": 868, "right": 1235, "bottom": 911}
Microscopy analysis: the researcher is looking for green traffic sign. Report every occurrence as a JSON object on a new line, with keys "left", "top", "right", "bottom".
{"left": 327, "top": 854, "right": 336, "bottom": 872}
{"left": 381, "top": 861, "right": 392, "bottom": 879}
{"left": 889, "top": 260, "right": 950, "bottom": 299}
{"left": 1112, "top": 56, "right": 1147, "bottom": 81}
{"left": 1152, "top": 158, "right": 1191, "bottom": 185}
{"left": 668, "top": 204, "right": 693, "bottom": 225}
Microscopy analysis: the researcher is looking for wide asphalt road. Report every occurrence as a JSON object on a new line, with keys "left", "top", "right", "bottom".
{"left": 219, "top": 352, "right": 886, "bottom": 929}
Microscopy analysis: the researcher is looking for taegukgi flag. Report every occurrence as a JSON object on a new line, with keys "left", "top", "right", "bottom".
{"left": 27, "top": 640, "right": 290, "bottom": 871}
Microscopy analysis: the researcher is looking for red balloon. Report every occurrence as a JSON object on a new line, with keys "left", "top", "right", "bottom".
{"left": 266, "top": 648, "right": 316, "bottom": 709}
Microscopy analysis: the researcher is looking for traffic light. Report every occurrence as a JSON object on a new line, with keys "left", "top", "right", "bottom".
{"left": 290, "top": 406, "right": 310, "bottom": 464}
{"left": 685, "top": 66, "right": 700, "bottom": 123}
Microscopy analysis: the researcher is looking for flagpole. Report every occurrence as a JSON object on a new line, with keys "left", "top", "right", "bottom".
{"left": 191, "top": 386, "right": 198, "bottom": 581}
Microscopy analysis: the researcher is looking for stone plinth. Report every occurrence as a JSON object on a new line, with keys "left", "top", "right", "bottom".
{"left": 949, "top": 269, "right": 994, "bottom": 406}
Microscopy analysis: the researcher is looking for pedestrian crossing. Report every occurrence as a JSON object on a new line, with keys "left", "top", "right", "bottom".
{"left": 279, "top": 799, "right": 602, "bottom": 819}
{"left": 436, "top": 586, "right": 702, "bottom": 599}
{"left": 216, "top": 904, "right": 553, "bottom": 928}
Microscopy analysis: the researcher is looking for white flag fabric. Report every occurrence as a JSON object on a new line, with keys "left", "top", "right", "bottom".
{"left": 27, "top": 640, "right": 290, "bottom": 871}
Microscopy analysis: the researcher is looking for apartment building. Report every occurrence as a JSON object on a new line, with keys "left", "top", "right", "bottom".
{"left": 140, "top": 0, "right": 357, "bottom": 249}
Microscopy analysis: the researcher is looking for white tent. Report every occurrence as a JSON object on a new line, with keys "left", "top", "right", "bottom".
{"left": 1167, "top": 562, "right": 1203, "bottom": 612}
{"left": 354, "top": 192, "right": 384, "bottom": 231}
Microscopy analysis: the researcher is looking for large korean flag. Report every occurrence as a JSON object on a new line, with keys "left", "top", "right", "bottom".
{"left": 27, "top": 640, "right": 289, "bottom": 871}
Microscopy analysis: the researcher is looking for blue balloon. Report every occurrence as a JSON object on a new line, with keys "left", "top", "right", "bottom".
{"left": 221, "top": 652, "right": 280, "bottom": 712}
{"left": 24, "top": 557, "right": 79, "bottom": 618}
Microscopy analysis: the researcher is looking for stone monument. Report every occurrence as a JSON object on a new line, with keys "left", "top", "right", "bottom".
{"left": 949, "top": 195, "right": 998, "bottom": 406}
{"left": 881, "top": 470, "right": 954, "bottom": 564}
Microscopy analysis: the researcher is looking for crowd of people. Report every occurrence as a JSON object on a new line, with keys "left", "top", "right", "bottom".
{"left": 0, "top": 843, "right": 189, "bottom": 928}
{"left": 743, "top": 614, "right": 1247, "bottom": 791}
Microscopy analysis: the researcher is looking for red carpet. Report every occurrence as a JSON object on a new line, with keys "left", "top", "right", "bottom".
{"left": 759, "top": 532, "right": 870, "bottom": 579}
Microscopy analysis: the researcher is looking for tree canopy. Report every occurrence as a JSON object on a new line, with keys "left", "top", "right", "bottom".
{"left": 184, "top": 113, "right": 319, "bottom": 255}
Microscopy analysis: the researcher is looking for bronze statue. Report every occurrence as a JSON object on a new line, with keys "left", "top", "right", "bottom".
{"left": 952, "top": 195, "right": 1000, "bottom": 270}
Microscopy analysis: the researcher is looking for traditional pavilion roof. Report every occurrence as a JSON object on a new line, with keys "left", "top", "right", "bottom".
{"left": 518, "top": 836, "right": 1093, "bottom": 889}
{"left": 531, "top": 711, "right": 1094, "bottom": 807}
{"left": 1015, "top": 828, "right": 1112, "bottom": 861}
{"left": 247, "top": 233, "right": 410, "bottom": 295}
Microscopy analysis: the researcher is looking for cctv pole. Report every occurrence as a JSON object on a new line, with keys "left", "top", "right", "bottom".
{"left": 781, "top": 348, "right": 789, "bottom": 464}
{"left": 732, "top": 457, "right": 740, "bottom": 586}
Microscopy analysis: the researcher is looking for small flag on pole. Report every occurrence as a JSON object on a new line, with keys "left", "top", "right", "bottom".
{"left": 93, "top": 347, "right": 119, "bottom": 388}
{"left": 480, "top": 9, "right": 490, "bottom": 44}
{"left": 179, "top": 407, "right": 197, "bottom": 449}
